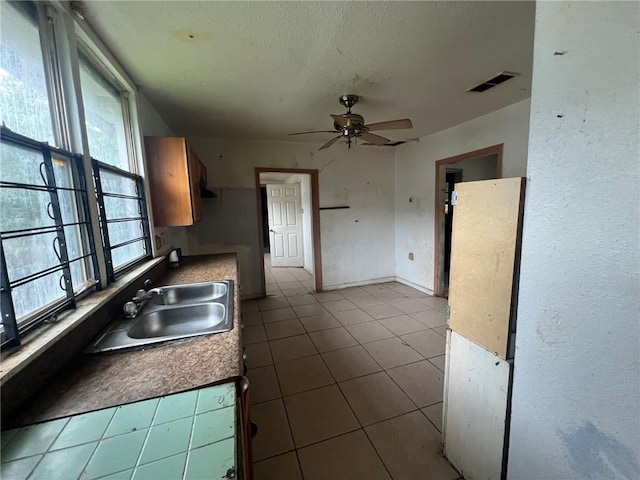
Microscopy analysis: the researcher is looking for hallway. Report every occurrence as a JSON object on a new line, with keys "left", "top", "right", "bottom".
{"left": 241, "top": 259, "right": 461, "bottom": 479}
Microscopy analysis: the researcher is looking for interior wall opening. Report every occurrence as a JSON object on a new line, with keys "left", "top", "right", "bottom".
{"left": 255, "top": 168, "right": 322, "bottom": 296}
{"left": 260, "top": 187, "right": 270, "bottom": 253}
{"left": 434, "top": 145, "right": 504, "bottom": 297}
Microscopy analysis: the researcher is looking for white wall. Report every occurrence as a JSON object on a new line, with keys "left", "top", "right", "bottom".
{"left": 172, "top": 138, "right": 396, "bottom": 296}
{"left": 508, "top": 3, "right": 640, "bottom": 479}
{"left": 451, "top": 154, "right": 498, "bottom": 182}
{"left": 137, "top": 93, "right": 174, "bottom": 138}
{"left": 394, "top": 99, "right": 530, "bottom": 292}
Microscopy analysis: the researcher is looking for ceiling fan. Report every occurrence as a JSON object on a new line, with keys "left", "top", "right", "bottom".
{"left": 289, "top": 95, "right": 413, "bottom": 150}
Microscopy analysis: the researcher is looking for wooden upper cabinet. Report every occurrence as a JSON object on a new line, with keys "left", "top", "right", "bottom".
{"left": 144, "top": 136, "right": 205, "bottom": 227}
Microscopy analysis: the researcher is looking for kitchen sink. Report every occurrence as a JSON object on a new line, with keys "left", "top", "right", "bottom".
{"left": 128, "top": 303, "right": 226, "bottom": 339}
{"left": 85, "top": 280, "right": 234, "bottom": 353}
{"left": 151, "top": 281, "right": 228, "bottom": 306}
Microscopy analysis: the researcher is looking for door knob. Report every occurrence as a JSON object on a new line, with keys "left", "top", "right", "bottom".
{"left": 269, "top": 229, "right": 275, "bottom": 233}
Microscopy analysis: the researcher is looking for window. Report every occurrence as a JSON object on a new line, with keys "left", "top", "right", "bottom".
{"left": 93, "top": 161, "right": 151, "bottom": 282}
{"left": 0, "top": 129, "right": 99, "bottom": 346}
{"left": 78, "top": 51, "right": 131, "bottom": 171}
{"left": 0, "top": 1, "right": 55, "bottom": 144}
{"left": 0, "top": 2, "right": 152, "bottom": 348}
{"left": 78, "top": 51, "right": 151, "bottom": 279}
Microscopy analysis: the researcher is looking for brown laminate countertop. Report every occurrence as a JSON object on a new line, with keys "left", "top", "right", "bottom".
{"left": 15, "top": 254, "right": 242, "bottom": 426}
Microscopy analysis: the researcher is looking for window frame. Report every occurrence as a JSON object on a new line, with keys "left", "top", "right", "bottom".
{"left": 0, "top": 127, "right": 100, "bottom": 348}
{"left": 92, "top": 159, "right": 152, "bottom": 283}
{"left": 77, "top": 43, "right": 152, "bottom": 278}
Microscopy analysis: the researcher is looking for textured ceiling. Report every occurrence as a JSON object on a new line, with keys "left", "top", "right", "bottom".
{"left": 81, "top": 1, "right": 535, "bottom": 142}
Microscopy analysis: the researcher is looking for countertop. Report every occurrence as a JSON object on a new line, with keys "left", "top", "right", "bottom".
{"left": 1, "top": 383, "right": 238, "bottom": 480}
{"left": 11, "top": 254, "right": 243, "bottom": 427}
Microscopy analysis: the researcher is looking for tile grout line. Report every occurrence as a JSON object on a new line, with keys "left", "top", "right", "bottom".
{"left": 249, "top": 310, "right": 445, "bottom": 401}
{"left": 252, "top": 400, "right": 434, "bottom": 466}
{"left": 248, "top": 270, "right": 449, "bottom": 475}
{"left": 419, "top": 408, "right": 443, "bottom": 435}
{"left": 380, "top": 323, "right": 448, "bottom": 413}
{"left": 249, "top": 347, "right": 440, "bottom": 409}
{"left": 182, "top": 390, "right": 202, "bottom": 480}
{"left": 132, "top": 398, "right": 162, "bottom": 475}
{"left": 261, "top": 343, "right": 298, "bottom": 464}
{"left": 360, "top": 422, "right": 395, "bottom": 479}
{"left": 77, "top": 405, "right": 118, "bottom": 479}
{"left": 260, "top": 278, "right": 368, "bottom": 472}
{"left": 21, "top": 417, "right": 71, "bottom": 479}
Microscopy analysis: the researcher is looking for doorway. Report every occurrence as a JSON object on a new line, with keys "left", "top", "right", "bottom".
{"left": 255, "top": 168, "right": 323, "bottom": 296}
{"left": 443, "top": 168, "right": 463, "bottom": 292}
{"left": 434, "top": 144, "right": 503, "bottom": 297}
{"left": 260, "top": 187, "right": 270, "bottom": 252}
{"left": 264, "top": 182, "right": 305, "bottom": 268}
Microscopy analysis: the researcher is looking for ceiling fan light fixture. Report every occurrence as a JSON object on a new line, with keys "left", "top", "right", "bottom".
{"left": 289, "top": 94, "right": 413, "bottom": 150}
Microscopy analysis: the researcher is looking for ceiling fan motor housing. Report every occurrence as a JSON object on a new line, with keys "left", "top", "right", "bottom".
{"left": 334, "top": 113, "right": 365, "bottom": 133}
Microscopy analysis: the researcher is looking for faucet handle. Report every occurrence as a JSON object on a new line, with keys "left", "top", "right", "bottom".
{"left": 123, "top": 301, "right": 137, "bottom": 318}
{"left": 143, "top": 279, "right": 152, "bottom": 291}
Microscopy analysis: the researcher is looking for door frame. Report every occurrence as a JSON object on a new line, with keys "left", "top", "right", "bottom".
{"left": 255, "top": 167, "right": 323, "bottom": 294}
{"left": 433, "top": 144, "right": 503, "bottom": 297}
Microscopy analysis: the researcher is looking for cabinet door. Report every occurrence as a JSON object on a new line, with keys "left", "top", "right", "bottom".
{"left": 144, "top": 137, "right": 201, "bottom": 227}
{"left": 187, "top": 149, "right": 202, "bottom": 223}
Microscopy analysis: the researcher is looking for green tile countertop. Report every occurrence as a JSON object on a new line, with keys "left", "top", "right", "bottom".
{"left": 1, "top": 382, "right": 237, "bottom": 480}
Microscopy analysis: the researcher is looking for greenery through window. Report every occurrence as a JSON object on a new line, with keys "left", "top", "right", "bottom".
{"left": 80, "top": 51, "right": 151, "bottom": 277}
{"left": 79, "top": 52, "right": 131, "bottom": 172}
{"left": 0, "top": 132, "right": 99, "bottom": 345}
{"left": 94, "top": 162, "right": 150, "bottom": 278}
{"left": 0, "top": 1, "right": 151, "bottom": 347}
{"left": 0, "top": 1, "right": 55, "bottom": 144}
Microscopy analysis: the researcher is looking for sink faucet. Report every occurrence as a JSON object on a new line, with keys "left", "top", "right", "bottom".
{"left": 124, "top": 282, "right": 164, "bottom": 319}
{"left": 134, "top": 287, "right": 164, "bottom": 303}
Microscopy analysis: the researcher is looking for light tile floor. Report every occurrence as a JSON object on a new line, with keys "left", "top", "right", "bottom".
{"left": 244, "top": 257, "right": 461, "bottom": 480}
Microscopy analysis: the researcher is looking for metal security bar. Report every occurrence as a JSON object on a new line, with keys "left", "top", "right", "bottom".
{"left": 0, "top": 127, "right": 100, "bottom": 348}
{"left": 92, "top": 160, "right": 152, "bottom": 284}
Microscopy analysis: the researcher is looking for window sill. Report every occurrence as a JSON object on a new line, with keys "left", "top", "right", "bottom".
{"left": 0, "top": 257, "right": 165, "bottom": 386}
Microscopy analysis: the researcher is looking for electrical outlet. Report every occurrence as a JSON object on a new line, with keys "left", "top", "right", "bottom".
{"left": 408, "top": 252, "right": 414, "bottom": 261}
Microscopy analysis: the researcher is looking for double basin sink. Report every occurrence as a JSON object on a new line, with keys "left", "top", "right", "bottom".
{"left": 86, "top": 280, "right": 234, "bottom": 353}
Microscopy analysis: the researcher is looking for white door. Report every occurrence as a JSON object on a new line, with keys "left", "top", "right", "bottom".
{"left": 266, "top": 183, "right": 304, "bottom": 267}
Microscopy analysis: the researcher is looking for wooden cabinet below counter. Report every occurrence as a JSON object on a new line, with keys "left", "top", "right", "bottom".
{"left": 144, "top": 136, "right": 205, "bottom": 227}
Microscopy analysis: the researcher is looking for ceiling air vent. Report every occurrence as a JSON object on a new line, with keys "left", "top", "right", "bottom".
{"left": 467, "top": 71, "right": 520, "bottom": 93}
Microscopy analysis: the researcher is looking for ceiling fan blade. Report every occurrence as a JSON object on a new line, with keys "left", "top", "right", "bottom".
{"left": 319, "top": 136, "right": 342, "bottom": 151}
{"left": 365, "top": 119, "right": 413, "bottom": 131}
{"left": 289, "top": 130, "right": 338, "bottom": 136}
{"left": 360, "top": 132, "right": 390, "bottom": 146}
{"left": 330, "top": 114, "right": 349, "bottom": 127}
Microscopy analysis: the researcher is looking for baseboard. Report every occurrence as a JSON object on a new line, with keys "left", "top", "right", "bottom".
{"left": 321, "top": 276, "right": 397, "bottom": 291}
{"left": 395, "top": 276, "right": 435, "bottom": 296}
{"left": 240, "top": 289, "right": 264, "bottom": 301}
